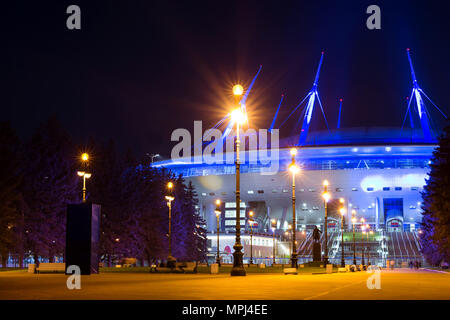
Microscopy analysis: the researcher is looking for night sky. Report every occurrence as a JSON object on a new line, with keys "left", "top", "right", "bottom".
{"left": 2, "top": 0, "right": 450, "bottom": 158}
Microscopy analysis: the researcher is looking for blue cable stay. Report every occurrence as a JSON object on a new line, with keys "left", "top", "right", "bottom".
{"left": 418, "top": 88, "right": 448, "bottom": 118}
{"left": 298, "top": 52, "right": 327, "bottom": 146}
{"left": 240, "top": 65, "right": 262, "bottom": 113}
{"left": 269, "top": 94, "right": 284, "bottom": 133}
{"left": 315, "top": 90, "right": 330, "bottom": 132}
{"left": 217, "top": 65, "right": 262, "bottom": 142}
{"left": 277, "top": 92, "right": 311, "bottom": 129}
{"left": 337, "top": 99, "right": 343, "bottom": 129}
{"left": 402, "top": 90, "right": 415, "bottom": 129}
{"left": 403, "top": 48, "right": 447, "bottom": 140}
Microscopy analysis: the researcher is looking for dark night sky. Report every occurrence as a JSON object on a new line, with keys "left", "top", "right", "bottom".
{"left": 2, "top": 1, "right": 450, "bottom": 158}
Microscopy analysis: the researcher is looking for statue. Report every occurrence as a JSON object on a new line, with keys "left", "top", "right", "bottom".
{"left": 312, "top": 226, "right": 322, "bottom": 261}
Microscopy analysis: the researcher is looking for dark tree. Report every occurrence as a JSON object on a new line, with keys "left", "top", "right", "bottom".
{"left": 0, "top": 122, "right": 22, "bottom": 268}
{"left": 421, "top": 121, "right": 450, "bottom": 265}
{"left": 21, "top": 117, "right": 78, "bottom": 263}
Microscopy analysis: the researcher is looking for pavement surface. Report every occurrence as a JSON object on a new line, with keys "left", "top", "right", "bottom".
{"left": 0, "top": 268, "right": 449, "bottom": 300}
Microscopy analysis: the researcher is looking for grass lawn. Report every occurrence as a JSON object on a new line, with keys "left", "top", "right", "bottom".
{"left": 0, "top": 268, "right": 26, "bottom": 272}
{"left": 99, "top": 266, "right": 337, "bottom": 274}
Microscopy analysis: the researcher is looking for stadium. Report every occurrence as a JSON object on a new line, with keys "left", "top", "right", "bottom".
{"left": 153, "top": 50, "right": 445, "bottom": 266}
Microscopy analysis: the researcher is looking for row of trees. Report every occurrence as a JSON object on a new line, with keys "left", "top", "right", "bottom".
{"left": 420, "top": 121, "right": 450, "bottom": 266}
{"left": 0, "top": 117, "right": 207, "bottom": 268}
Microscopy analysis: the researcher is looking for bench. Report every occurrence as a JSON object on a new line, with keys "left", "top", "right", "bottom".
{"left": 283, "top": 267, "right": 298, "bottom": 275}
{"left": 151, "top": 262, "right": 197, "bottom": 273}
{"left": 36, "top": 263, "right": 66, "bottom": 273}
{"left": 181, "top": 262, "right": 197, "bottom": 273}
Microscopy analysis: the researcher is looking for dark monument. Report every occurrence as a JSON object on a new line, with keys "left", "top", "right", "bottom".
{"left": 66, "top": 203, "right": 101, "bottom": 275}
{"left": 312, "top": 226, "right": 322, "bottom": 262}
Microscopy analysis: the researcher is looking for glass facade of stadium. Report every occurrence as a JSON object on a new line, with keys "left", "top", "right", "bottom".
{"left": 154, "top": 128, "right": 436, "bottom": 266}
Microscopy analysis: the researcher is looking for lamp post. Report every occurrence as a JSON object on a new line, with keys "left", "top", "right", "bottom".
{"left": 271, "top": 219, "right": 277, "bottom": 265}
{"left": 77, "top": 171, "right": 92, "bottom": 202}
{"left": 289, "top": 148, "right": 299, "bottom": 268}
{"left": 248, "top": 211, "right": 254, "bottom": 265}
{"left": 165, "top": 182, "right": 175, "bottom": 267}
{"left": 77, "top": 153, "right": 91, "bottom": 202}
{"left": 339, "top": 198, "right": 346, "bottom": 267}
{"left": 231, "top": 84, "right": 246, "bottom": 276}
{"left": 368, "top": 229, "right": 373, "bottom": 265}
{"left": 215, "top": 199, "right": 221, "bottom": 266}
{"left": 351, "top": 210, "right": 357, "bottom": 265}
{"left": 322, "top": 180, "right": 331, "bottom": 265}
{"left": 287, "top": 224, "right": 293, "bottom": 256}
{"left": 361, "top": 218, "right": 366, "bottom": 266}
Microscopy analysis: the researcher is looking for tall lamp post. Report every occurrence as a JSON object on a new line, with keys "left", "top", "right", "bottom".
{"left": 361, "top": 218, "right": 366, "bottom": 266}
{"left": 271, "top": 219, "right": 277, "bottom": 265}
{"left": 231, "top": 84, "right": 246, "bottom": 276}
{"left": 165, "top": 182, "right": 175, "bottom": 268}
{"left": 77, "top": 153, "right": 91, "bottom": 202}
{"left": 289, "top": 148, "right": 300, "bottom": 268}
{"left": 215, "top": 199, "right": 221, "bottom": 266}
{"left": 322, "top": 180, "right": 331, "bottom": 265}
{"left": 367, "top": 229, "right": 373, "bottom": 265}
{"left": 351, "top": 210, "right": 357, "bottom": 265}
{"left": 248, "top": 211, "right": 254, "bottom": 265}
{"left": 339, "top": 198, "right": 346, "bottom": 267}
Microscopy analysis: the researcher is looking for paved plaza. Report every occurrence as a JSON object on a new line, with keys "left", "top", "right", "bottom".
{"left": 0, "top": 268, "right": 449, "bottom": 300}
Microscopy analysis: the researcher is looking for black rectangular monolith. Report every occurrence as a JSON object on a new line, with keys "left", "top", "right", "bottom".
{"left": 66, "top": 203, "right": 101, "bottom": 275}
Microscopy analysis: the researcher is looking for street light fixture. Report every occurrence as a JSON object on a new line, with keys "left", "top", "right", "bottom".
{"left": 77, "top": 171, "right": 92, "bottom": 202}
{"left": 271, "top": 219, "right": 277, "bottom": 266}
{"left": 322, "top": 180, "right": 331, "bottom": 265}
{"left": 248, "top": 211, "right": 254, "bottom": 265}
{"left": 339, "top": 198, "right": 346, "bottom": 267}
{"left": 351, "top": 210, "right": 357, "bottom": 265}
{"left": 215, "top": 199, "right": 221, "bottom": 266}
{"left": 361, "top": 218, "right": 366, "bottom": 266}
{"left": 289, "top": 147, "right": 299, "bottom": 268}
{"left": 165, "top": 182, "right": 175, "bottom": 268}
{"left": 368, "top": 229, "right": 373, "bottom": 265}
{"left": 230, "top": 85, "right": 246, "bottom": 277}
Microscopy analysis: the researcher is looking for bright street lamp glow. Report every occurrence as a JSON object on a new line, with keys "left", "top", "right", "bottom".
{"left": 339, "top": 197, "right": 345, "bottom": 204}
{"left": 84, "top": 173, "right": 92, "bottom": 179}
{"left": 231, "top": 108, "right": 246, "bottom": 125}
{"left": 167, "top": 182, "right": 173, "bottom": 189}
{"left": 77, "top": 171, "right": 85, "bottom": 176}
{"left": 289, "top": 163, "right": 300, "bottom": 174}
{"left": 249, "top": 211, "right": 254, "bottom": 217}
{"left": 340, "top": 208, "right": 346, "bottom": 215}
{"left": 215, "top": 199, "right": 221, "bottom": 206}
{"left": 323, "top": 180, "right": 329, "bottom": 187}
{"left": 352, "top": 217, "right": 357, "bottom": 223}
{"left": 232, "top": 84, "right": 244, "bottom": 96}
{"left": 322, "top": 192, "right": 331, "bottom": 202}
{"left": 290, "top": 148, "right": 297, "bottom": 156}
{"left": 81, "top": 153, "right": 89, "bottom": 161}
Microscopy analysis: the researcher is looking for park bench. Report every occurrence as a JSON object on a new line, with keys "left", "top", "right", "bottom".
{"left": 151, "top": 262, "right": 197, "bottom": 273}
{"left": 283, "top": 267, "right": 298, "bottom": 275}
{"left": 181, "top": 262, "right": 197, "bottom": 273}
{"left": 36, "top": 263, "right": 66, "bottom": 273}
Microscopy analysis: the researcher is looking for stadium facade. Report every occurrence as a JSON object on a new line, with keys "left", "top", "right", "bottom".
{"left": 153, "top": 49, "right": 444, "bottom": 265}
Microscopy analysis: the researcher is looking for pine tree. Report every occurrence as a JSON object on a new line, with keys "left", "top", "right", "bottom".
{"left": 420, "top": 121, "right": 450, "bottom": 265}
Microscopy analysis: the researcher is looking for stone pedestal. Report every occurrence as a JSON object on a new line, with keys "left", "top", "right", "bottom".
{"left": 313, "top": 241, "right": 322, "bottom": 262}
